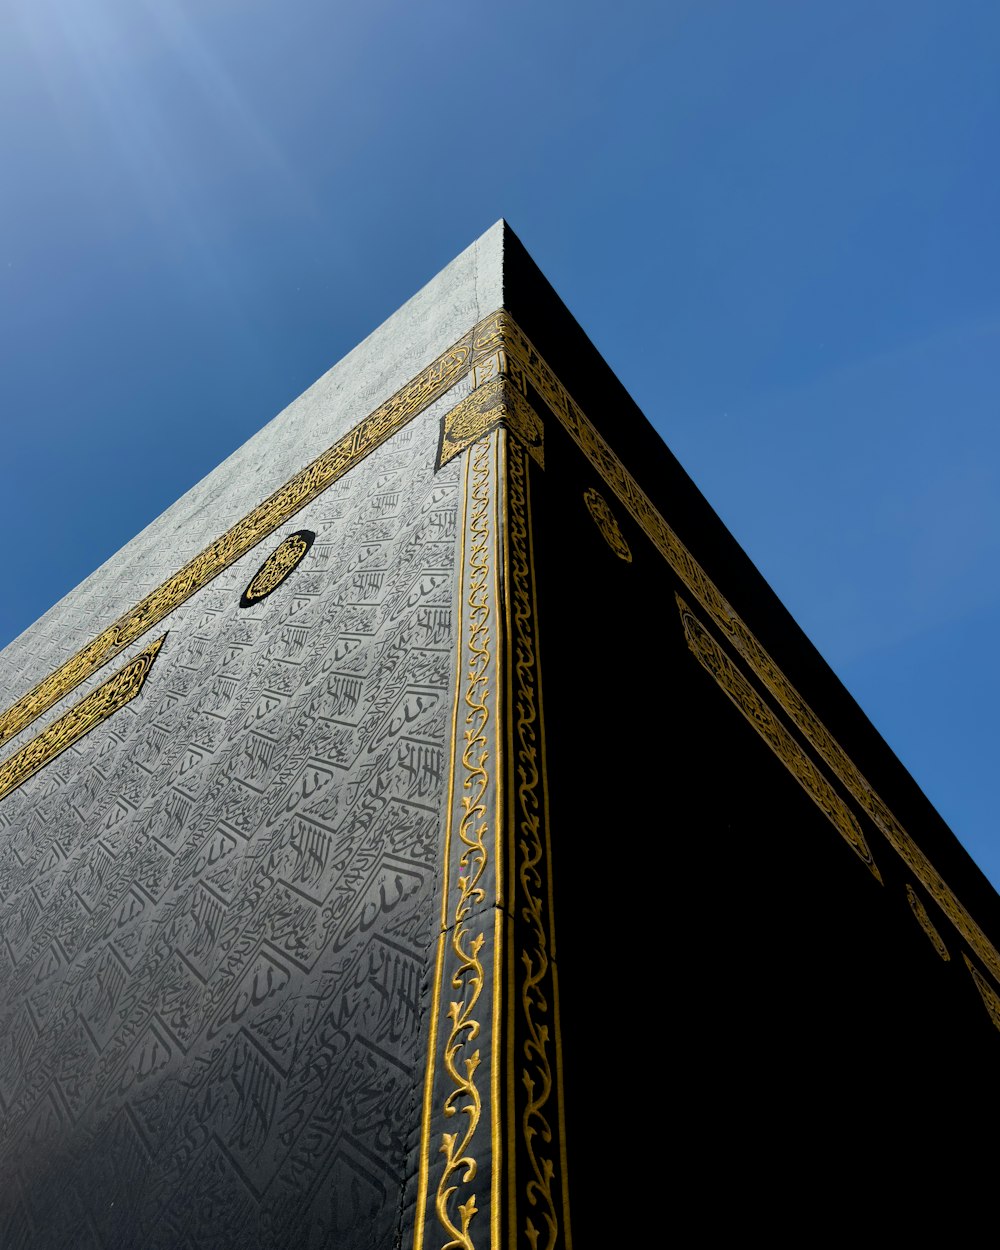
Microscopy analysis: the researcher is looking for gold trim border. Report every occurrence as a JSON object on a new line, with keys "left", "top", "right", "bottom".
{"left": 439, "top": 377, "right": 545, "bottom": 470}
{"left": 907, "top": 884, "right": 950, "bottom": 961}
{"left": 494, "top": 311, "right": 1000, "bottom": 994}
{"left": 678, "top": 597, "right": 882, "bottom": 881}
{"left": 419, "top": 429, "right": 570, "bottom": 1250}
{"left": 503, "top": 440, "right": 568, "bottom": 1250}
{"left": 964, "top": 953, "right": 1000, "bottom": 1032}
{"left": 6, "top": 300, "right": 1000, "bottom": 1240}
{"left": 417, "top": 433, "right": 503, "bottom": 1250}
{"left": 0, "top": 634, "right": 166, "bottom": 803}
{"left": 0, "top": 314, "right": 509, "bottom": 753}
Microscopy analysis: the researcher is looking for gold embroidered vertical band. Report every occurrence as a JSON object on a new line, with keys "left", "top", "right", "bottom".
{"left": 2, "top": 222, "right": 999, "bottom": 1249}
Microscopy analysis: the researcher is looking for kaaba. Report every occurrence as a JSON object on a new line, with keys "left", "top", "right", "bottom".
{"left": 2, "top": 221, "right": 999, "bottom": 1247}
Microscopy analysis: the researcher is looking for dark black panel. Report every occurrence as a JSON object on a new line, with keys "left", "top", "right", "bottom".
{"left": 525, "top": 367, "right": 1000, "bottom": 1241}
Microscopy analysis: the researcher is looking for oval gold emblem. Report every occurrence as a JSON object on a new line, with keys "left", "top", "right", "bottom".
{"left": 582, "top": 489, "right": 632, "bottom": 562}
{"left": 240, "top": 530, "right": 315, "bottom": 608}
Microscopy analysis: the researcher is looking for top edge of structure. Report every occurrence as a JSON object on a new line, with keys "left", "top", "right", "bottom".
{"left": 0, "top": 220, "right": 532, "bottom": 700}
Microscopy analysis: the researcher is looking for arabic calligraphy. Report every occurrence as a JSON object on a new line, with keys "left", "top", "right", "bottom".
{"left": 439, "top": 376, "right": 545, "bottom": 469}
{"left": 677, "top": 598, "right": 881, "bottom": 880}
{"left": 497, "top": 308, "right": 1000, "bottom": 999}
{"left": 0, "top": 318, "right": 493, "bottom": 749}
{"left": 240, "top": 530, "right": 315, "bottom": 607}
{"left": 0, "top": 635, "right": 166, "bottom": 804}
{"left": 583, "top": 488, "right": 632, "bottom": 562}
{"left": 432, "top": 435, "right": 496, "bottom": 1250}
{"left": 906, "top": 884, "right": 950, "bottom": 961}
{"left": 506, "top": 443, "right": 566, "bottom": 1249}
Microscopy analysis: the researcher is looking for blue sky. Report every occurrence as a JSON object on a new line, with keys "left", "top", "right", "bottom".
{"left": 2, "top": 2, "right": 999, "bottom": 884}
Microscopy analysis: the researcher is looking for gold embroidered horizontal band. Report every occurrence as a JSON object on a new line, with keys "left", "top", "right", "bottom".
{"left": 0, "top": 312, "right": 508, "bottom": 751}
{"left": 4, "top": 306, "right": 998, "bottom": 1004}
{"left": 0, "top": 635, "right": 165, "bottom": 804}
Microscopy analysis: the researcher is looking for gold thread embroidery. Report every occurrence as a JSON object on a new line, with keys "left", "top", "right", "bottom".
{"left": 12, "top": 297, "right": 975, "bottom": 1241}
{"left": 417, "top": 927, "right": 451, "bottom": 1250}
{"left": 678, "top": 598, "right": 882, "bottom": 881}
{"left": 415, "top": 452, "right": 474, "bottom": 1250}
{"left": 8, "top": 292, "right": 988, "bottom": 1246}
{"left": 491, "top": 434, "right": 505, "bottom": 1250}
{"left": 472, "top": 349, "right": 510, "bottom": 390}
{"left": 9, "top": 301, "right": 1000, "bottom": 1216}
{"left": 496, "top": 312, "right": 1000, "bottom": 992}
{"left": 582, "top": 489, "right": 631, "bottom": 562}
{"left": 0, "top": 635, "right": 166, "bottom": 804}
{"left": 439, "top": 378, "right": 544, "bottom": 470}
{"left": 506, "top": 444, "right": 562, "bottom": 1249}
{"left": 906, "top": 884, "right": 950, "bottom": 960}
{"left": 471, "top": 312, "right": 508, "bottom": 360}
{"left": 434, "top": 435, "right": 496, "bottom": 1249}
{"left": 0, "top": 325, "right": 495, "bottom": 751}
{"left": 240, "top": 530, "right": 314, "bottom": 607}
{"left": 963, "top": 953, "right": 1000, "bottom": 1034}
